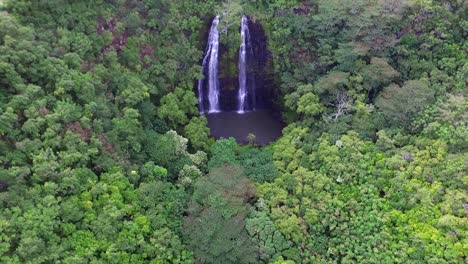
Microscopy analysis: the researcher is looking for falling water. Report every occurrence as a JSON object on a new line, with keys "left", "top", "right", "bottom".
{"left": 237, "top": 15, "right": 255, "bottom": 113}
{"left": 198, "top": 15, "right": 221, "bottom": 114}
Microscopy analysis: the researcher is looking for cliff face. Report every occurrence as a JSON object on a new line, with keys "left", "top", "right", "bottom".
{"left": 248, "top": 17, "right": 276, "bottom": 110}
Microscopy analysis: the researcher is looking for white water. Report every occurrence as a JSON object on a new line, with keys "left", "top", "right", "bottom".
{"left": 237, "top": 16, "right": 255, "bottom": 113}
{"left": 197, "top": 16, "right": 221, "bottom": 114}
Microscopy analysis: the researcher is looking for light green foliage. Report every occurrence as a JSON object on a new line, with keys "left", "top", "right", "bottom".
{"left": 416, "top": 94, "right": 468, "bottom": 151}
{"left": 258, "top": 127, "right": 467, "bottom": 262}
{"left": 189, "top": 150, "right": 208, "bottom": 172}
{"left": 271, "top": 124, "right": 308, "bottom": 173}
{"left": 284, "top": 84, "right": 314, "bottom": 112}
{"left": 119, "top": 73, "right": 150, "bottom": 106}
{"left": 216, "top": 0, "right": 243, "bottom": 35}
{"left": 184, "top": 115, "right": 211, "bottom": 151}
{"left": 57, "top": 29, "right": 93, "bottom": 57}
{"left": 166, "top": 130, "right": 190, "bottom": 156}
{"left": 158, "top": 87, "right": 198, "bottom": 128}
{"left": 139, "top": 162, "right": 167, "bottom": 182}
{"left": 178, "top": 164, "right": 202, "bottom": 187}
{"left": 297, "top": 92, "right": 323, "bottom": 116}
{"left": 153, "top": 165, "right": 168, "bottom": 178}
{"left": 0, "top": 167, "right": 192, "bottom": 263}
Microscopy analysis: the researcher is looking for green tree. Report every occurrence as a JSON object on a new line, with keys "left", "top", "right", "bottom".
{"left": 158, "top": 87, "right": 198, "bottom": 128}
{"left": 240, "top": 148, "right": 278, "bottom": 183}
{"left": 0, "top": 107, "right": 16, "bottom": 136}
{"left": 208, "top": 138, "right": 239, "bottom": 169}
{"left": 376, "top": 80, "right": 435, "bottom": 128}
{"left": 184, "top": 166, "right": 257, "bottom": 264}
{"left": 297, "top": 92, "right": 323, "bottom": 116}
{"left": 184, "top": 116, "right": 211, "bottom": 151}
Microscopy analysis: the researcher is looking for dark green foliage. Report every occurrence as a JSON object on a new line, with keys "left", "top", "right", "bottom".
{"left": 246, "top": 210, "right": 292, "bottom": 262}
{"left": 208, "top": 137, "right": 239, "bottom": 169}
{"left": 142, "top": 130, "right": 193, "bottom": 179}
{"left": 184, "top": 166, "right": 258, "bottom": 264}
{"left": 240, "top": 148, "right": 278, "bottom": 183}
{"left": 376, "top": 80, "right": 435, "bottom": 128}
{"left": 138, "top": 180, "right": 188, "bottom": 232}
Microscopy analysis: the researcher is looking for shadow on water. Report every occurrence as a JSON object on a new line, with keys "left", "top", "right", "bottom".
{"left": 205, "top": 110, "right": 284, "bottom": 145}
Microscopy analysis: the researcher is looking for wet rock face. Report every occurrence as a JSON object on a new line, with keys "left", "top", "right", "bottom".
{"left": 219, "top": 75, "right": 238, "bottom": 110}
{"left": 248, "top": 17, "right": 275, "bottom": 110}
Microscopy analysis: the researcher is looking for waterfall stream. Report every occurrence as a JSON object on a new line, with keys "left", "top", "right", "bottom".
{"left": 237, "top": 15, "right": 255, "bottom": 113}
{"left": 198, "top": 15, "right": 220, "bottom": 114}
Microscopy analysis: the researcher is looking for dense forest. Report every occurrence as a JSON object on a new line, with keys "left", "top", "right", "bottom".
{"left": 0, "top": 0, "right": 466, "bottom": 263}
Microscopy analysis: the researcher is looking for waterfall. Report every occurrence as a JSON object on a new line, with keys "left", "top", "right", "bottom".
{"left": 237, "top": 15, "right": 255, "bottom": 113}
{"left": 198, "top": 15, "right": 221, "bottom": 114}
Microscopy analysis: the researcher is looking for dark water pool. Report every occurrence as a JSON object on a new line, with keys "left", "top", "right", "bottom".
{"left": 205, "top": 110, "right": 284, "bottom": 145}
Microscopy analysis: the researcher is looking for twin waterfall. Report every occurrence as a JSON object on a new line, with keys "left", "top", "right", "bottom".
{"left": 198, "top": 15, "right": 255, "bottom": 114}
